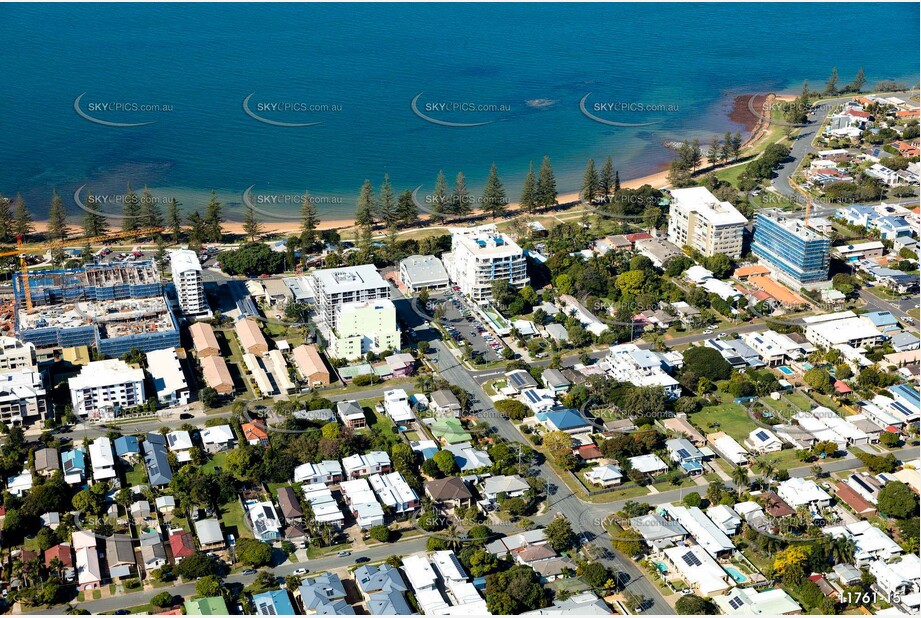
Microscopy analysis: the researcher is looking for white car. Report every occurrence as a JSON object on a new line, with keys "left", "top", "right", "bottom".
{"left": 293, "top": 568, "right": 308, "bottom": 576}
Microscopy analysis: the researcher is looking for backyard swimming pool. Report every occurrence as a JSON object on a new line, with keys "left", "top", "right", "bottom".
{"left": 724, "top": 566, "right": 748, "bottom": 583}
{"left": 778, "top": 366, "right": 794, "bottom": 376}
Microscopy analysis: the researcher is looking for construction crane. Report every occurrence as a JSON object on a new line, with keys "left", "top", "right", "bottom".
{"left": 2, "top": 227, "right": 164, "bottom": 312}
{"left": 804, "top": 196, "right": 812, "bottom": 227}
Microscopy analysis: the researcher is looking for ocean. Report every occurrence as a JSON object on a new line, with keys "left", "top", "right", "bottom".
{"left": 0, "top": 2, "right": 918, "bottom": 222}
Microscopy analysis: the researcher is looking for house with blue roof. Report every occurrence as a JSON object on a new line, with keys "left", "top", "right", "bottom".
{"left": 862, "top": 311, "right": 900, "bottom": 333}
{"left": 354, "top": 564, "right": 413, "bottom": 615}
{"left": 875, "top": 216, "right": 912, "bottom": 239}
{"left": 61, "top": 448, "right": 86, "bottom": 485}
{"left": 535, "top": 408, "right": 593, "bottom": 435}
{"left": 888, "top": 384, "right": 920, "bottom": 422}
{"left": 891, "top": 331, "right": 920, "bottom": 353}
{"left": 299, "top": 573, "right": 354, "bottom": 614}
{"left": 143, "top": 433, "right": 172, "bottom": 486}
{"left": 665, "top": 438, "right": 704, "bottom": 476}
{"left": 113, "top": 436, "right": 140, "bottom": 461}
{"left": 252, "top": 589, "right": 297, "bottom": 615}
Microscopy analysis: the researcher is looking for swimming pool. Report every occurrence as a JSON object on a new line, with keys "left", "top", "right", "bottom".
{"left": 778, "top": 366, "right": 794, "bottom": 376}
{"left": 724, "top": 566, "right": 748, "bottom": 583}
{"left": 652, "top": 561, "right": 669, "bottom": 573}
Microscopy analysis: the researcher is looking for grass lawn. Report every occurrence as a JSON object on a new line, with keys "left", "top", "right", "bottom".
{"left": 652, "top": 475, "right": 697, "bottom": 492}
{"left": 305, "top": 542, "right": 352, "bottom": 560}
{"left": 220, "top": 500, "right": 251, "bottom": 539}
{"left": 201, "top": 451, "right": 228, "bottom": 473}
{"left": 758, "top": 448, "right": 808, "bottom": 473}
{"left": 125, "top": 461, "right": 148, "bottom": 486}
{"left": 785, "top": 392, "right": 814, "bottom": 411}
{"left": 587, "top": 484, "right": 652, "bottom": 503}
{"left": 691, "top": 403, "right": 754, "bottom": 441}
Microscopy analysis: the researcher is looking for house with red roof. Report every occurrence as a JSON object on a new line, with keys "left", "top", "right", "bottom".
{"left": 169, "top": 530, "right": 196, "bottom": 562}
{"left": 834, "top": 482, "right": 877, "bottom": 518}
{"left": 242, "top": 420, "right": 269, "bottom": 447}
{"left": 44, "top": 543, "right": 74, "bottom": 581}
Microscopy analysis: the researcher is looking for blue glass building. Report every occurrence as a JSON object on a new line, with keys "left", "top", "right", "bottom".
{"left": 751, "top": 211, "right": 830, "bottom": 286}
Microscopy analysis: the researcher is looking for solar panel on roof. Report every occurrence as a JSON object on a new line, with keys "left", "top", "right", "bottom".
{"left": 729, "top": 597, "right": 744, "bottom": 609}
{"left": 682, "top": 551, "right": 702, "bottom": 567}
{"left": 755, "top": 430, "right": 769, "bottom": 441}
{"left": 677, "top": 449, "right": 690, "bottom": 459}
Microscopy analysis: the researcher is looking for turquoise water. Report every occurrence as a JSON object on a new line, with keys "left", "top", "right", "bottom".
{"left": 653, "top": 561, "right": 669, "bottom": 573}
{"left": 724, "top": 566, "right": 748, "bottom": 583}
{"left": 1, "top": 3, "right": 918, "bottom": 220}
{"left": 778, "top": 366, "right": 795, "bottom": 376}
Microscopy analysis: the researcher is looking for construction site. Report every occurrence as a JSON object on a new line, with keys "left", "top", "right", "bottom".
{"left": 13, "top": 262, "right": 180, "bottom": 356}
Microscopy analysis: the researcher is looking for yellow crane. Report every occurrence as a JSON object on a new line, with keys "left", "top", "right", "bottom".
{"left": 3, "top": 227, "right": 164, "bottom": 312}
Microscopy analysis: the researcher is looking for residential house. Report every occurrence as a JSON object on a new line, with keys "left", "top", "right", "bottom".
{"left": 369, "top": 472, "right": 420, "bottom": 514}
{"left": 584, "top": 464, "right": 623, "bottom": 488}
{"left": 298, "top": 573, "right": 354, "bottom": 615}
{"left": 252, "top": 589, "right": 298, "bottom": 616}
{"left": 61, "top": 448, "right": 87, "bottom": 485}
{"left": 745, "top": 428, "right": 783, "bottom": 454}
{"left": 337, "top": 400, "right": 366, "bottom": 429}
{"left": 200, "top": 425, "right": 235, "bottom": 453}
{"left": 185, "top": 597, "right": 229, "bottom": 615}
{"left": 430, "top": 389, "right": 462, "bottom": 417}
{"left": 168, "top": 530, "right": 195, "bottom": 563}
{"left": 88, "top": 437, "right": 117, "bottom": 482}
{"left": 425, "top": 477, "right": 474, "bottom": 508}
{"left": 824, "top": 521, "right": 903, "bottom": 566}
{"left": 706, "top": 505, "right": 743, "bottom": 536}
{"left": 482, "top": 475, "right": 529, "bottom": 502}
{"left": 713, "top": 587, "right": 802, "bottom": 615}
{"left": 45, "top": 543, "right": 74, "bottom": 582}
{"left": 247, "top": 501, "right": 283, "bottom": 541}
{"left": 276, "top": 486, "right": 303, "bottom": 523}
{"left": 139, "top": 531, "right": 167, "bottom": 571}
{"left": 627, "top": 454, "right": 669, "bottom": 476}
{"left": 291, "top": 344, "right": 331, "bottom": 387}
{"left": 343, "top": 451, "right": 391, "bottom": 478}
{"left": 105, "top": 535, "right": 136, "bottom": 580}
{"left": 339, "top": 479, "right": 385, "bottom": 529}
{"left": 166, "top": 430, "right": 194, "bottom": 463}
{"left": 665, "top": 438, "right": 704, "bottom": 476}
{"left": 113, "top": 436, "right": 140, "bottom": 462}
{"left": 777, "top": 477, "right": 833, "bottom": 509}
{"left": 293, "top": 460, "right": 344, "bottom": 485}
{"left": 34, "top": 447, "right": 59, "bottom": 477}
{"left": 662, "top": 505, "right": 735, "bottom": 558}
{"left": 242, "top": 420, "right": 269, "bottom": 447}
{"left": 540, "top": 368, "right": 571, "bottom": 394}
{"left": 707, "top": 432, "right": 750, "bottom": 466}
{"left": 662, "top": 544, "right": 731, "bottom": 596}
{"left": 143, "top": 433, "right": 173, "bottom": 486}
{"left": 354, "top": 564, "right": 412, "bottom": 616}
{"left": 194, "top": 518, "right": 225, "bottom": 551}
{"left": 630, "top": 513, "right": 687, "bottom": 551}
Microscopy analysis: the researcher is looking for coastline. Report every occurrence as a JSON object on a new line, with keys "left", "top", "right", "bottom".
{"left": 25, "top": 92, "right": 793, "bottom": 239}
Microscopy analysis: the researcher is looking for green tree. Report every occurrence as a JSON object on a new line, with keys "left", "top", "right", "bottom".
{"left": 544, "top": 515, "right": 576, "bottom": 553}
{"left": 236, "top": 537, "right": 272, "bottom": 567}
{"left": 536, "top": 155, "right": 558, "bottom": 210}
{"left": 431, "top": 170, "right": 449, "bottom": 222}
{"left": 140, "top": 186, "right": 163, "bottom": 230}
{"left": 600, "top": 156, "right": 615, "bottom": 200}
{"left": 878, "top": 481, "right": 918, "bottom": 519}
{"left": 299, "top": 191, "right": 320, "bottom": 250}
{"left": 195, "top": 574, "right": 223, "bottom": 597}
{"left": 824, "top": 66, "right": 839, "bottom": 94}
{"left": 432, "top": 449, "right": 459, "bottom": 476}
{"left": 203, "top": 189, "right": 224, "bottom": 242}
{"left": 675, "top": 594, "right": 718, "bottom": 615}
{"left": 481, "top": 163, "right": 508, "bottom": 219}
{"left": 0, "top": 194, "right": 12, "bottom": 242}
{"left": 167, "top": 198, "right": 183, "bottom": 240}
{"left": 494, "top": 399, "right": 529, "bottom": 421}
{"left": 174, "top": 552, "right": 219, "bottom": 580}
{"left": 13, "top": 194, "right": 34, "bottom": 237}
{"left": 81, "top": 189, "right": 109, "bottom": 239}
{"left": 378, "top": 174, "right": 397, "bottom": 227}
{"left": 355, "top": 179, "right": 376, "bottom": 229}
{"left": 580, "top": 158, "right": 600, "bottom": 204}
{"left": 452, "top": 171, "right": 471, "bottom": 217}
{"left": 397, "top": 189, "right": 418, "bottom": 227}
{"left": 485, "top": 565, "right": 547, "bottom": 615}
{"left": 242, "top": 205, "right": 264, "bottom": 242}
{"left": 47, "top": 188, "right": 69, "bottom": 241}
{"left": 520, "top": 162, "right": 538, "bottom": 214}
{"left": 150, "top": 592, "right": 176, "bottom": 608}
{"left": 122, "top": 183, "right": 140, "bottom": 236}
{"left": 543, "top": 431, "right": 576, "bottom": 470}
{"left": 369, "top": 525, "right": 392, "bottom": 543}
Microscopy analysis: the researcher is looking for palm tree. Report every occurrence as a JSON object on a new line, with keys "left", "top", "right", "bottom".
{"left": 731, "top": 466, "right": 750, "bottom": 494}
{"left": 831, "top": 537, "right": 855, "bottom": 564}
{"left": 48, "top": 557, "right": 65, "bottom": 581}
{"left": 442, "top": 524, "right": 465, "bottom": 553}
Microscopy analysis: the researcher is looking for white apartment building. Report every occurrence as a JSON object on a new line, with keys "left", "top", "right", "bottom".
{"left": 168, "top": 250, "right": 210, "bottom": 317}
{"left": 442, "top": 225, "right": 529, "bottom": 302}
{"left": 331, "top": 299, "right": 400, "bottom": 360}
{"left": 307, "top": 265, "right": 399, "bottom": 360}
{"left": 68, "top": 359, "right": 146, "bottom": 420}
{"left": 0, "top": 369, "right": 48, "bottom": 424}
{"left": 145, "top": 348, "right": 190, "bottom": 407}
{"left": 667, "top": 187, "right": 747, "bottom": 258}
{"left": 0, "top": 337, "right": 37, "bottom": 372}
{"left": 803, "top": 312, "right": 885, "bottom": 350}
{"left": 600, "top": 343, "right": 683, "bottom": 399}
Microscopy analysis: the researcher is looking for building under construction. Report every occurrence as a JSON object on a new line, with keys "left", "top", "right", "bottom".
{"left": 13, "top": 262, "right": 180, "bottom": 356}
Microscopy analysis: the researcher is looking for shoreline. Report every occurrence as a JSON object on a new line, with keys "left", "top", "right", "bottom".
{"left": 25, "top": 92, "right": 794, "bottom": 238}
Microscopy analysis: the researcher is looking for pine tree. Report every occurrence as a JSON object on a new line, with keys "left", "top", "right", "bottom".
{"left": 0, "top": 194, "right": 13, "bottom": 243}
{"left": 520, "top": 162, "right": 538, "bottom": 214}
{"left": 613, "top": 170, "right": 620, "bottom": 193}
{"left": 730, "top": 132, "right": 743, "bottom": 159}
{"left": 299, "top": 191, "right": 320, "bottom": 250}
{"left": 81, "top": 189, "right": 109, "bottom": 239}
{"left": 186, "top": 210, "right": 205, "bottom": 249}
{"left": 242, "top": 205, "right": 264, "bottom": 242}
{"left": 689, "top": 139, "right": 702, "bottom": 172}
{"left": 12, "top": 194, "right": 34, "bottom": 237}
{"left": 536, "top": 155, "right": 558, "bottom": 210}
{"left": 452, "top": 172, "right": 471, "bottom": 217}
{"left": 122, "top": 183, "right": 140, "bottom": 235}
{"left": 824, "top": 67, "right": 838, "bottom": 95}
{"left": 139, "top": 186, "right": 162, "bottom": 231}
{"left": 801, "top": 80, "right": 810, "bottom": 102}
{"left": 47, "top": 188, "right": 69, "bottom": 241}
{"left": 397, "top": 189, "right": 418, "bottom": 227}
{"left": 432, "top": 170, "right": 449, "bottom": 222}
{"left": 378, "top": 174, "right": 397, "bottom": 227}
{"left": 580, "top": 159, "right": 600, "bottom": 204}
{"left": 600, "top": 156, "right": 615, "bottom": 201}
{"left": 203, "top": 190, "right": 223, "bottom": 242}
{"left": 355, "top": 180, "right": 375, "bottom": 229}
{"left": 481, "top": 163, "right": 508, "bottom": 219}
{"left": 852, "top": 67, "right": 865, "bottom": 92}
{"left": 82, "top": 240, "right": 93, "bottom": 265}
{"left": 707, "top": 137, "right": 720, "bottom": 165}
{"left": 167, "top": 198, "right": 183, "bottom": 241}
{"left": 720, "top": 131, "right": 733, "bottom": 162}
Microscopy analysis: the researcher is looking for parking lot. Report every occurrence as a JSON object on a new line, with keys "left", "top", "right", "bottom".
{"left": 433, "top": 289, "right": 505, "bottom": 362}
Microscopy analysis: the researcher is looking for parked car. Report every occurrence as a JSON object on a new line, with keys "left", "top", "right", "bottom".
{"left": 242, "top": 569, "right": 257, "bottom": 576}
{"left": 337, "top": 550, "right": 351, "bottom": 558}
{"left": 293, "top": 567, "right": 309, "bottom": 576}
{"left": 355, "top": 556, "right": 370, "bottom": 564}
